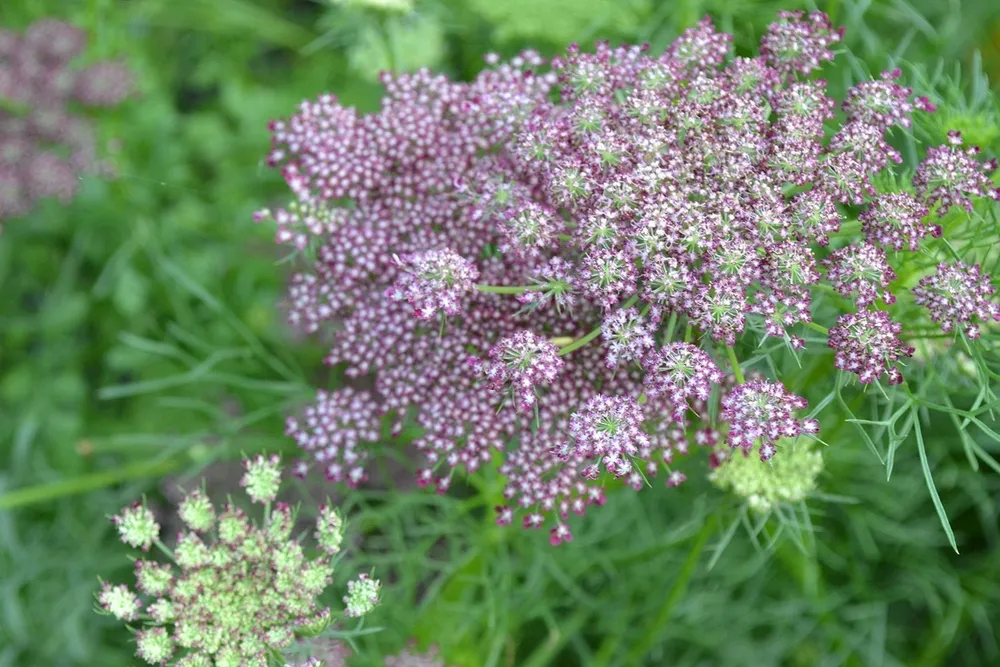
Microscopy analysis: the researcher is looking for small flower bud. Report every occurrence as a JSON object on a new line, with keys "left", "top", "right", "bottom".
{"left": 241, "top": 454, "right": 282, "bottom": 504}
{"left": 135, "top": 627, "right": 174, "bottom": 665}
{"left": 315, "top": 504, "right": 345, "bottom": 555}
{"left": 97, "top": 581, "right": 141, "bottom": 621}
{"left": 344, "top": 574, "right": 381, "bottom": 617}
{"left": 111, "top": 501, "right": 160, "bottom": 551}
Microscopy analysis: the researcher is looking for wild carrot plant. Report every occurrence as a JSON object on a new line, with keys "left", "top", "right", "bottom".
{"left": 256, "top": 9, "right": 1000, "bottom": 553}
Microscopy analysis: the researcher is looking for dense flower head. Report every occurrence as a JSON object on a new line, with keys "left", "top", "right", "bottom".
{"left": 258, "top": 11, "right": 999, "bottom": 543}
{"left": 709, "top": 437, "right": 823, "bottom": 512}
{"left": 642, "top": 342, "right": 723, "bottom": 421}
{"left": 566, "top": 394, "right": 649, "bottom": 478}
{"left": 842, "top": 68, "right": 928, "bottom": 130}
{"left": 111, "top": 501, "right": 160, "bottom": 551}
{"left": 912, "top": 262, "right": 1000, "bottom": 339}
{"left": 387, "top": 248, "right": 480, "bottom": 320}
{"left": 97, "top": 457, "right": 378, "bottom": 666}
{"left": 721, "top": 381, "right": 819, "bottom": 461}
{"left": 471, "top": 330, "right": 564, "bottom": 409}
{"left": 912, "top": 131, "right": 1000, "bottom": 214}
{"left": 859, "top": 192, "right": 937, "bottom": 251}
{"left": 241, "top": 453, "right": 282, "bottom": 504}
{"left": 0, "top": 18, "right": 130, "bottom": 223}
{"left": 824, "top": 242, "right": 897, "bottom": 307}
{"left": 601, "top": 307, "right": 657, "bottom": 368}
{"left": 285, "top": 388, "right": 380, "bottom": 487}
{"left": 828, "top": 310, "right": 914, "bottom": 384}
{"left": 343, "top": 573, "right": 381, "bottom": 617}
{"left": 759, "top": 10, "right": 842, "bottom": 79}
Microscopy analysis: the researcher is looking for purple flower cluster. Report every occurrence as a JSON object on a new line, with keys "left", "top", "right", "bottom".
{"left": 859, "top": 192, "right": 938, "bottom": 252}
{"left": 0, "top": 19, "right": 130, "bottom": 222}
{"left": 470, "top": 330, "right": 564, "bottom": 410}
{"left": 642, "top": 342, "right": 724, "bottom": 421}
{"left": 387, "top": 248, "right": 480, "bottom": 320}
{"left": 565, "top": 394, "right": 649, "bottom": 479}
{"left": 913, "top": 131, "right": 1000, "bottom": 214}
{"left": 601, "top": 306, "right": 657, "bottom": 368}
{"left": 721, "top": 381, "right": 820, "bottom": 461}
{"left": 260, "top": 11, "right": 999, "bottom": 542}
{"left": 824, "top": 242, "right": 897, "bottom": 307}
{"left": 912, "top": 262, "right": 1000, "bottom": 339}
{"left": 828, "top": 310, "right": 914, "bottom": 384}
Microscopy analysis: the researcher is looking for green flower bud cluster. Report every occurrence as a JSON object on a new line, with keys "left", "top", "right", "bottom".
{"left": 97, "top": 455, "right": 379, "bottom": 666}
{"left": 709, "top": 438, "right": 823, "bottom": 512}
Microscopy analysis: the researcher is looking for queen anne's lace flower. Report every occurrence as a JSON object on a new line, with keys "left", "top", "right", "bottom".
{"left": 471, "top": 330, "right": 564, "bottom": 409}
{"left": 710, "top": 437, "right": 823, "bottom": 512}
{"left": 912, "top": 262, "right": 1000, "bottom": 338}
{"left": 387, "top": 249, "right": 479, "bottom": 320}
{"left": 824, "top": 242, "right": 897, "bottom": 307}
{"left": 913, "top": 131, "right": 1000, "bottom": 214}
{"left": 257, "top": 10, "right": 998, "bottom": 544}
{"left": 759, "top": 10, "right": 842, "bottom": 79}
{"left": 97, "top": 458, "right": 373, "bottom": 667}
{"left": 859, "top": 192, "right": 938, "bottom": 251}
{"left": 642, "top": 343, "right": 724, "bottom": 421}
{"left": 566, "top": 395, "right": 649, "bottom": 478}
{"left": 601, "top": 307, "right": 657, "bottom": 368}
{"left": 721, "top": 381, "right": 819, "bottom": 461}
{"left": 828, "top": 310, "right": 914, "bottom": 384}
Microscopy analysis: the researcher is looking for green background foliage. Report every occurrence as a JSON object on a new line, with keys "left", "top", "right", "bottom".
{"left": 1, "top": 0, "right": 999, "bottom": 665}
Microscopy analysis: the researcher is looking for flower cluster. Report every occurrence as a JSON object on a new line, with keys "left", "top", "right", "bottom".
{"left": 828, "top": 310, "right": 914, "bottom": 384}
{"left": 0, "top": 19, "right": 130, "bottom": 223}
{"left": 565, "top": 394, "right": 649, "bottom": 478}
{"left": 709, "top": 437, "right": 823, "bottom": 512}
{"left": 912, "top": 262, "right": 1000, "bottom": 338}
{"left": 913, "top": 131, "right": 1000, "bottom": 214}
{"left": 642, "top": 342, "right": 724, "bottom": 422}
{"left": 387, "top": 249, "right": 480, "bottom": 320}
{"left": 721, "top": 381, "right": 820, "bottom": 461}
{"left": 824, "top": 242, "right": 897, "bottom": 307}
{"left": 97, "top": 456, "right": 380, "bottom": 666}
{"left": 470, "top": 330, "right": 564, "bottom": 410}
{"left": 259, "top": 11, "right": 998, "bottom": 542}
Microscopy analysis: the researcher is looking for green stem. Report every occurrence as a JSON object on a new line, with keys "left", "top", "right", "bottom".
{"left": 558, "top": 294, "right": 639, "bottom": 356}
{"left": 624, "top": 516, "right": 716, "bottom": 663}
{"left": 476, "top": 284, "right": 546, "bottom": 295}
{"left": 726, "top": 346, "right": 745, "bottom": 384}
{"left": 803, "top": 321, "right": 829, "bottom": 335}
{"left": 834, "top": 219, "right": 861, "bottom": 236}
{"left": 0, "top": 457, "right": 185, "bottom": 511}
{"left": 663, "top": 312, "right": 679, "bottom": 344}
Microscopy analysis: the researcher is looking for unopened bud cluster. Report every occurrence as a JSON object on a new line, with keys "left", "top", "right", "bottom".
{"left": 98, "top": 456, "right": 380, "bottom": 666}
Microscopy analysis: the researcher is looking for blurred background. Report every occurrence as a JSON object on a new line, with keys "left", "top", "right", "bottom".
{"left": 1, "top": 0, "right": 1000, "bottom": 665}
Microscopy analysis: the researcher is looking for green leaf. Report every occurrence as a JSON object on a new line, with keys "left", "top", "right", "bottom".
{"left": 912, "top": 405, "right": 959, "bottom": 554}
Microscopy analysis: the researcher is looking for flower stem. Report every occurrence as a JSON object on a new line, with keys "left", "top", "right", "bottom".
{"left": 0, "top": 456, "right": 185, "bottom": 511}
{"left": 663, "top": 312, "right": 679, "bottom": 344}
{"left": 558, "top": 294, "right": 639, "bottom": 356}
{"left": 624, "top": 515, "right": 716, "bottom": 663}
{"left": 833, "top": 219, "right": 861, "bottom": 236}
{"left": 476, "top": 284, "right": 546, "bottom": 294}
{"left": 803, "top": 321, "right": 829, "bottom": 335}
{"left": 726, "top": 346, "right": 745, "bottom": 384}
